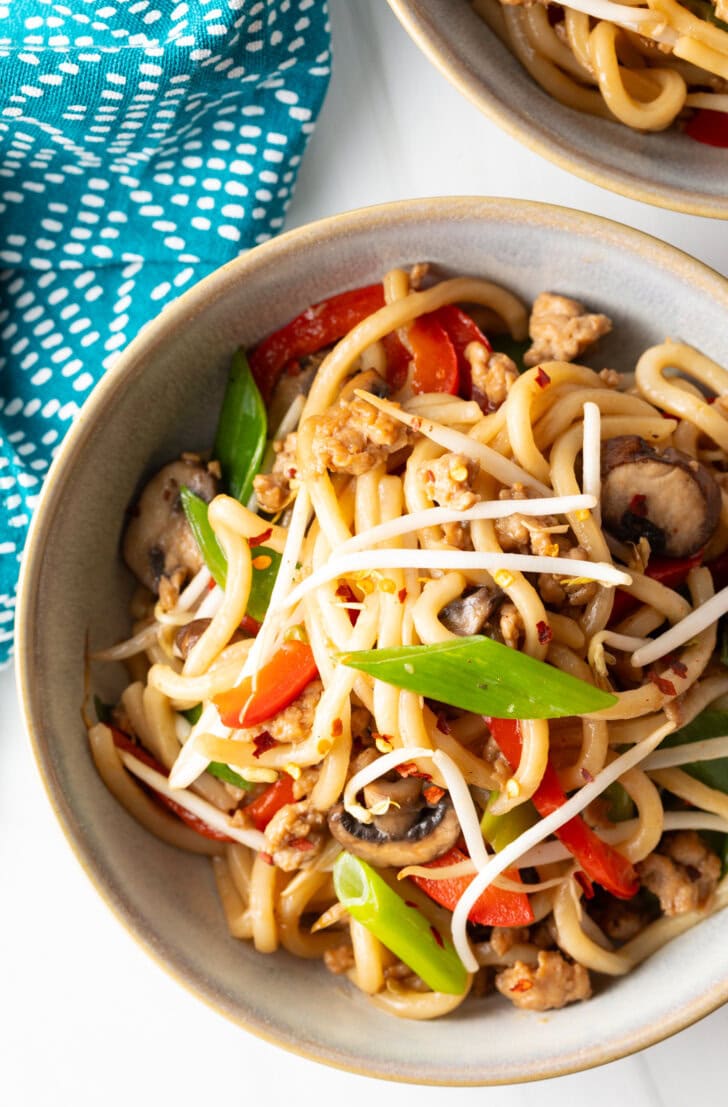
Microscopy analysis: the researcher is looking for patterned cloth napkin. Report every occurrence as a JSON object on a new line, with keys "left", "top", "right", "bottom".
{"left": 0, "top": 0, "right": 331, "bottom": 665}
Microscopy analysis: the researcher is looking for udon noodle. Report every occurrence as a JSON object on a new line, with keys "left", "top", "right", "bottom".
{"left": 472, "top": 0, "right": 728, "bottom": 133}
{"left": 90, "top": 266, "right": 728, "bottom": 1019}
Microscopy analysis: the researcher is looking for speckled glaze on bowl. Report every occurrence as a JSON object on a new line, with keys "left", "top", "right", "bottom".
{"left": 16, "top": 198, "right": 728, "bottom": 1085}
{"left": 389, "top": 0, "right": 728, "bottom": 219}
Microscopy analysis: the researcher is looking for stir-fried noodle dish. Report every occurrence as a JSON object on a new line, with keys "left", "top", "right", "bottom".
{"left": 91, "top": 266, "right": 728, "bottom": 1020}
{"left": 471, "top": 0, "right": 728, "bottom": 137}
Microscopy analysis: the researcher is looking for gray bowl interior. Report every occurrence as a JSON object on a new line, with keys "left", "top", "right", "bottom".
{"left": 17, "top": 199, "right": 728, "bottom": 1084}
{"left": 390, "top": 0, "right": 728, "bottom": 217}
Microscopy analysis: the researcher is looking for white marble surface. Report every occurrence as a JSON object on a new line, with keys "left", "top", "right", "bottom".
{"left": 5, "top": 1, "right": 728, "bottom": 1103}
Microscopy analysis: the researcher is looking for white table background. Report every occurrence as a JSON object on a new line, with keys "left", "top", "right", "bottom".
{"left": 4, "top": 1, "right": 728, "bottom": 1103}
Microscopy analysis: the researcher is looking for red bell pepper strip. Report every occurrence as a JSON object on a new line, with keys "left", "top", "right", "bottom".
{"left": 214, "top": 639, "right": 318, "bottom": 728}
{"left": 248, "top": 284, "right": 386, "bottom": 400}
{"left": 486, "top": 717, "right": 639, "bottom": 899}
{"left": 110, "top": 728, "right": 234, "bottom": 843}
{"left": 432, "top": 304, "right": 492, "bottom": 398}
{"left": 609, "top": 550, "right": 704, "bottom": 627}
{"left": 406, "top": 312, "right": 459, "bottom": 395}
{"left": 410, "top": 845, "right": 534, "bottom": 927}
{"left": 244, "top": 774, "right": 296, "bottom": 831}
{"left": 685, "top": 109, "right": 728, "bottom": 148}
{"left": 382, "top": 330, "right": 411, "bottom": 393}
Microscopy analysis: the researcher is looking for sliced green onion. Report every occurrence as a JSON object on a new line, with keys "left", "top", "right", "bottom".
{"left": 181, "top": 487, "right": 281, "bottom": 621}
{"left": 333, "top": 852, "right": 468, "bottom": 995}
{"left": 247, "top": 546, "right": 282, "bottom": 623}
{"left": 180, "top": 486, "right": 227, "bottom": 589}
{"left": 339, "top": 636, "right": 617, "bottom": 719}
{"left": 207, "top": 761, "right": 254, "bottom": 791}
{"left": 662, "top": 709, "right": 728, "bottom": 794}
{"left": 480, "top": 793, "right": 538, "bottom": 851}
{"left": 182, "top": 703, "right": 203, "bottom": 725}
{"left": 213, "top": 349, "right": 267, "bottom": 504}
{"left": 603, "top": 781, "right": 635, "bottom": 823}
{"left": 682, "top": 0, "right": 728, "bottom": 31}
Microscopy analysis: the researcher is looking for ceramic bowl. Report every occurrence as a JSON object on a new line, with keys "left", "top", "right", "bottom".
{"left": 16, "top": 198, "right": 728, "bottom": 1084}
{"left": 389, "top": 0, "right": 728, "bottom": 219}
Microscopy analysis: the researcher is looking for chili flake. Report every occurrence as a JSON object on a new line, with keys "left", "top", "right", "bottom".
{"left": 253, "top": 732, "right": 276, "bottom": 759}
{"left": 649, "top": 670, "right": 677, "bottom": 697}
{"left": 249, "top": 527, "right": 273, "bottom": 548}
{"left": 396, "top": 761, "right": 432, "bottom": 782}
{"left": 536, "top": 620, "right": 553, "bottom": 645}
{"left": 430, "top": 925, "right": 444, "bottom": 949}
{"left": 535, "top": 367, "right": 551, "bottom": 389}
{"left": 510, "top": 978, "right": 534, "bottom": 993}
{"left": 629, "top": 493, "right": 647, "bottom": 517}
{"left": 290, "top": 837, "right": 314, "bottom": 852}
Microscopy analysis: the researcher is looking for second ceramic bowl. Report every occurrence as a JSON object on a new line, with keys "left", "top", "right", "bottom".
{"left": 16, "top": 198, "right": 728, "bottom": 1084}
{"left": 389, "top": 0, "right": 728, "bottom": 219}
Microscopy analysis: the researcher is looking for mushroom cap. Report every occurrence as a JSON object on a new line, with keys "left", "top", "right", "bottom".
{"left": 600, "top": 435, "right": 721, "bottom": 558}
{"left": 327, "top": 796, "right": 460, "bottom": 868}
{"left": 123, "top": 459, "right": 217, "bottom": 593}
{"left": 440, "top": 586, "right": 503, "bottom": 637}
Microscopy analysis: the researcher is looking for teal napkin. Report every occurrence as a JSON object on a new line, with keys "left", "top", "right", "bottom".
{"left": 0, "top": 0, "right": 331, "bottom": 664}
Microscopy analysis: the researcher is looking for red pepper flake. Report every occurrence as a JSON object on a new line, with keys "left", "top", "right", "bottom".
{"left": 332, "top": 717, "right": 343, "bottom": 738}
{"left": 398, "top": 588, "right": 407, "bottom": 603}
{"left": 252, "top": 731, "right": 276, "bottom": 759}
{"left": 669, "top": 658, "right": 688, "bottom": 679}
{"left": 404, "top": 901, "right": 418, "bottom": 910}
{"left": 396, "top": 761, "right": 432, "bottom": 781}
{"left": 290, "top": 837, "right": 314, "bottom": 852}
{"left": 335, "top": 582, "right": 360, "bottom": 625}
{"left": 510, "top": 978, "right": 534, "bottom": 994}
{"left": 580, "top": 768, "right": 594, "bottom": 783}
{"left": 423, "top": 785, "right": 445, "bottom": 805}
{"left": 260, "top": 851, "right": 274, "bottom": 865}
{"left": 430, "top": 925, "right": 444, "bottom": 949}
{"left": 435, "top": 713, "right": 452, "bottom": 735}
{"left": 629, "top": 493, "right": 647, "bottom": 518}
{"left": 249, "top": 528, "right": 273, "bottom": 549}
{"left": 574, "top": 871, "right": 595, "bottom": 899}
{"left": 536, "top": 620, "right": 553, "bottom": 645}
{"left": 535, "top": 367, "right": 551, "bottom": 389}
{"left": 649, "top": 670, "right": 677, "bottom": 697}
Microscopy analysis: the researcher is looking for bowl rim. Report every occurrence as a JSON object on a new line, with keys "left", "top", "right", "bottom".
{"left": 15, "top": 195, "right": 728, "bottom": 1085}
{"left": 387, "top": 0, "right": 728, "bottom": 221}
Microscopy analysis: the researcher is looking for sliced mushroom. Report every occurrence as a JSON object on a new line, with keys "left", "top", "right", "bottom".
{"left": 440, "top": 586, "right": 504, "bottom": 637}
{"left": 174, "top": 618, "right": 248, "bottom": 660}
{"left": 327, "top": 784, "right": 460, "bottom": 867}
{"left": 123, "top": 459, "right": 217, "bottom": 594}
{"left": 600, "top": 435, "right": 721, "bottom": 558}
